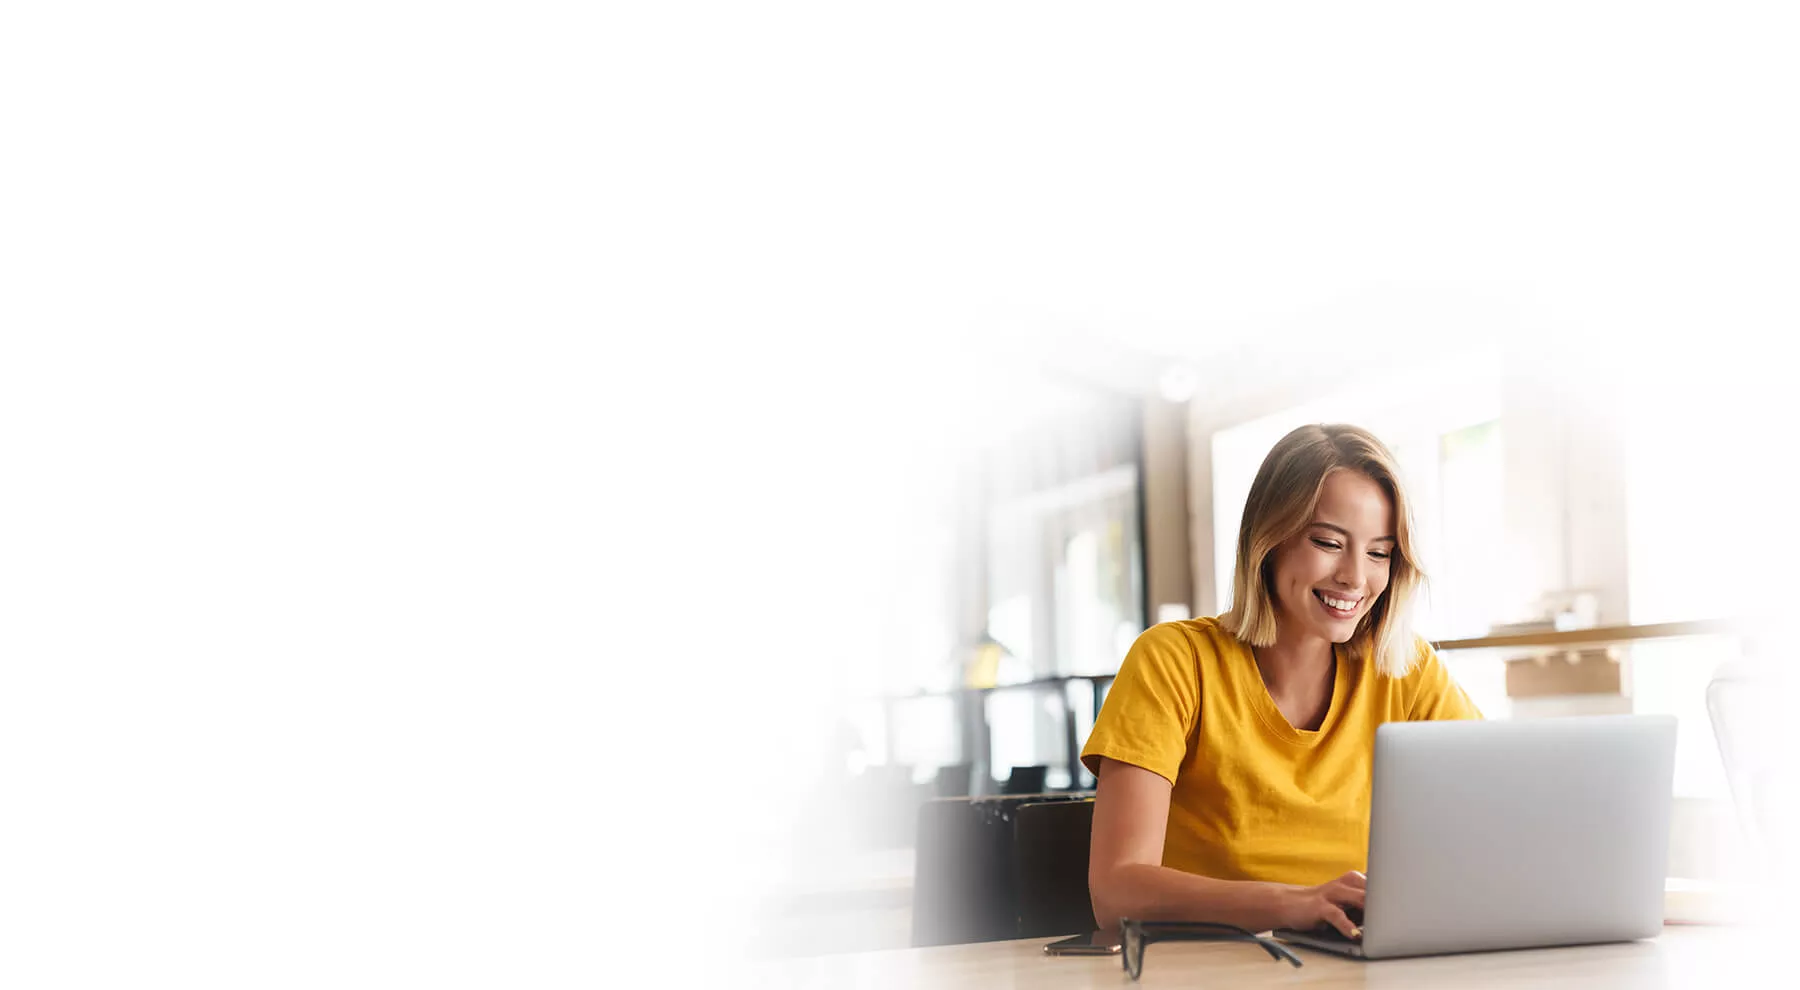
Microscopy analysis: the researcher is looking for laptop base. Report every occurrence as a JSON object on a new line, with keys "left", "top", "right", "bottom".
{"left": 1272, "top": 928, "right": 1366, "bottom": 959}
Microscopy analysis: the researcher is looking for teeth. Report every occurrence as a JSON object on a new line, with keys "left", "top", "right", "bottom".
{"left": 1319, "top": 593, "right": 1359, "bottom": 611}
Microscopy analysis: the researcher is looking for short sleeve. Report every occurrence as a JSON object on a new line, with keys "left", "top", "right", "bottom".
{"left": 1404, "top": 637, "right": 1484, "bottom": 721}
{"left": 1080, "top": 622, "right": 1203, "bottom": 785}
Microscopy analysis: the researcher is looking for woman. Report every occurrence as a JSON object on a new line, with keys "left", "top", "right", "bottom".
{"left": 1082, "top": 423, "right": 1481, "bottom": 940}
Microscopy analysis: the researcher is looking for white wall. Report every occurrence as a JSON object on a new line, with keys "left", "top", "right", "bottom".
{"left": 1496, "top": 343, "right": 1633, "bottom": 628}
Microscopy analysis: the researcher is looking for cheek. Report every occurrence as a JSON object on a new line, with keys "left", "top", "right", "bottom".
{"left": 1278, "top": 547, "right": 1322, "bottom": 586}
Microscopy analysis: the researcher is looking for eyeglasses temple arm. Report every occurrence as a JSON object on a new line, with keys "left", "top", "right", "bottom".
{"left": 1254, "top": 938, "right": 1304, "bottom": 967}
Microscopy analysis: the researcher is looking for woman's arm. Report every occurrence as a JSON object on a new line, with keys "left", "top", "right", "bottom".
{"left": 1087, "top": 758, "right": 1365, "bottom": 938}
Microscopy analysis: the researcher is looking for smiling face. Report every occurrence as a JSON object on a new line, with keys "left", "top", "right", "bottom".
{"left": 1267, "top": 469, "right": 1396, "bottom": 648}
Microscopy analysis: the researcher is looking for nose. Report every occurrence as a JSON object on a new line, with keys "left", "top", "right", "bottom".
{"left": 1332, "top": 551, "right": 1366, "bottom": 591}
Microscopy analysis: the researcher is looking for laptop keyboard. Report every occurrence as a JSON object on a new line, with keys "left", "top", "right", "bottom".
{"left": 1304, "top": 906, "right": 1364, "bottom": 942}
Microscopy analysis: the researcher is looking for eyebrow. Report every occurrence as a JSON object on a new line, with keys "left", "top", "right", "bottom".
{"left": 1309, "top": 522, "right": 1397, "bottom": 545}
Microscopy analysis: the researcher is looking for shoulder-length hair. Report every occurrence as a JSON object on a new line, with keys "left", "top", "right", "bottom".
{"left": 1219, "top": 423, "right": 1426, "bottom": 677}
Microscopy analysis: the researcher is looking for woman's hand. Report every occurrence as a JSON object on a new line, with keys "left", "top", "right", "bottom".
{"left": 1276, "top": 871, "right": 1366, "bottom": 939}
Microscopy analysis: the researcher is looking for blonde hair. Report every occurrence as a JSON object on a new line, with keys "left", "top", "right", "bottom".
{"left": 1220, "top": 424, "right": 1425, "bottom": 677}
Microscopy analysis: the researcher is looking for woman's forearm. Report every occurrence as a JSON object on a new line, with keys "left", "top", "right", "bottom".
{"left": 1091, "top": 863, "right": 1294, "bottom": 934}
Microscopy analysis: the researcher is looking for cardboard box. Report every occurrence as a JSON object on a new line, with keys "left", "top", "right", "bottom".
{"left": 1504, "top": 649, "right": 1622, "bottom": 698}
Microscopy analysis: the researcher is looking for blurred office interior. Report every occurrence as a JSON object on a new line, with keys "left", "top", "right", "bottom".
{"left": 751, "top": 330, "right": 1788, "bottom": 955}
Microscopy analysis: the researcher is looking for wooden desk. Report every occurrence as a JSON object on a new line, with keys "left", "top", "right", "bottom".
{"left": 758, "top": 925, "right": 1766, "bottom": 988}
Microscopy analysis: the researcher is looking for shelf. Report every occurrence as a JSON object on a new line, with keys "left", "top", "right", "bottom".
{"left": 1432, "top": 618, "right": 1753, "bottom": 653}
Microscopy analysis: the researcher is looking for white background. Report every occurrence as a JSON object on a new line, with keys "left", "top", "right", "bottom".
{"left": 4, "top": 2, "right": 1798, "bottom": 986}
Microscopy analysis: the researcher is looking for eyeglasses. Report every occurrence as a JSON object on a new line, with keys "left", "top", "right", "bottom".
{"left": 1119, "top": 919, "right": 1303, "bottom": 980}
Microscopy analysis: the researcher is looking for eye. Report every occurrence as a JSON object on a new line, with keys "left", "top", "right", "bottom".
{"left": 1311, "top": 538, "right": 1341, "bottom": 551}
{"left": 1369, "top": 550, "right": 1392, "bottom": 562}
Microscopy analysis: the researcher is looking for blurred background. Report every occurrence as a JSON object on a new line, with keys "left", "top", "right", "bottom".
{"left": 738, "top": 330, "right": 1790, "bottom": 955}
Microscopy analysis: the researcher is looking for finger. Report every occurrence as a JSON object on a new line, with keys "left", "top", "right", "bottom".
{"left": 1323, "top": 904, "right": 1357, "bottom": 940}
{"left": 1335, "top": 885, "right": 1366, "bottom": 910}
{"left": 1343, "top": 870, "right": 1367, "bottom": 889}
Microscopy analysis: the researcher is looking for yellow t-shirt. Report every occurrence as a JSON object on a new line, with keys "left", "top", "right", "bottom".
{"left": 1079, "top": 617, "right": 1482, "bottom": 887}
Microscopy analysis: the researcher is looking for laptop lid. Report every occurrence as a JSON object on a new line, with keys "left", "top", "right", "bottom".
{"left": 1360, "top": 714, "right": 1676, "bottom": 959}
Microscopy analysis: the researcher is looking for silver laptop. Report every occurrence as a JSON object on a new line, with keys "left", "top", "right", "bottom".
{"left": 1275, "top": 714, "right": 1676, "bottom": 959}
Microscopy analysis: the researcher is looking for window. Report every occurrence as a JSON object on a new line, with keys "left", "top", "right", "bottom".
{"left": 986, "top": 463, "right": 1144, "bottom": 788}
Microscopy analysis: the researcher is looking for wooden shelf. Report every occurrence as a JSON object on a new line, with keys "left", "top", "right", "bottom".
{"left": 1432, "top": 619, "right": 1752, "bottom": 653}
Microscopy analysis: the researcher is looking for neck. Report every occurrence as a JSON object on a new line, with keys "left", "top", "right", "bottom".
{"left": 1253, "top": 626, "right": 1335, "bottom": 690}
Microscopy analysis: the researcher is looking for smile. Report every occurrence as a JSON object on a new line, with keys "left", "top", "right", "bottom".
{"left": 1314, "top": 590, "right": 1362, "bottom": 617}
